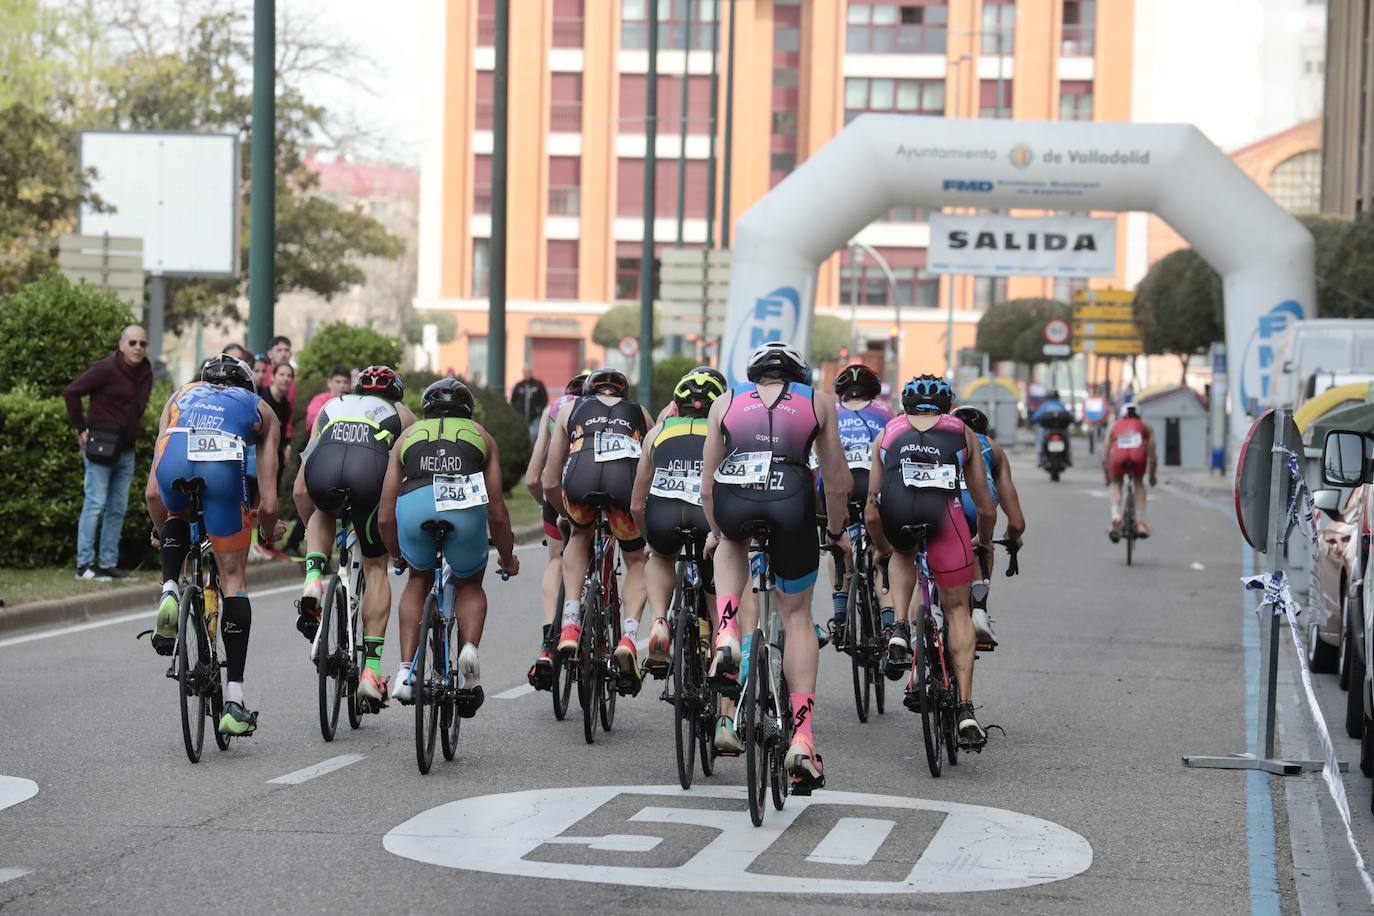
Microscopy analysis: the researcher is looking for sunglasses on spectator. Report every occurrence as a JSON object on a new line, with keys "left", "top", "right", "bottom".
{"left": 126, "top": 340, "right": 148, "bottom": 347}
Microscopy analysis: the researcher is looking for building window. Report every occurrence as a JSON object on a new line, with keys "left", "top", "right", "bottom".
{"left": 1052, "top": 277, "right": 1088, "bottom": 303}
{"left": 546, "top": 240, "right": 579, "bottom": 299}
{"left": 474, "top": 154, "right": 492, "bottom": 214}
{"left": 979, "top": 79, "right": 1013, "bottom": 118}
{"left": 846, "top": 2, "right": 948, "bottom": 55}
{"left": 552, "top": 0, "right": 584, "bottom": 48}
{"left": 769, "top": 0, "right": 802, "bottom": 188}
{"left": 1059, "top": 80, "right": 1093, "bottom": 120}
{"left": 981, "top": 0, "right": 1014, "bottom": 56}
{"left": 475, "top": 71, "right": 493, "bottom": 130}
{"left": 621, "top": 0, "right": 716, "bottom": 51}
{"left": 549, "top": 156, "right": 580, "bottom": 216}
{"left": 551, "top": 73, "right": 582, "bottom": 132}
{"left": 844, "top": 77, "right": 945, "bottom": 123}
{"left": 472, "top": 238, "right": 490, "bottom": 298}
{"left": 881, "top": 205, "right": 930, "bottom": 223}
{"left": 1269, "top": 149, "right": 1322, "bottom": 214}
{"left": 973, "top": 277, "right": 1008, "bottom": 309}
{"left": 1062, "top": 0, "right": 1095, "bottom": 56}
{"left": 477, "top": 0, "right": 494, "bottom": 46}
{"left": 915, "top": 275, "right": 939, "bottom": 309}
{"left": 619, "top": 73, "right": 713, "bottom": 133}
{"left": 615, "top": 247, "right": 660, "bottom": 301}
{"left": 616, "top": 158, "right": 710, "bottom": 217}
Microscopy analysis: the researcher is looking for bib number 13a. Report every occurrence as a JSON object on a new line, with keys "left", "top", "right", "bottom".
{"left": 594, "top": 431, "right": 642, "bottom": 462}
{"left": 188, "top": 433, "right": 243, "bottom": 462}
{"left": 434, "top": 473, "right": 489, "bottom": 511}
{"left": 714, "top": 451, "right": 771, "bottom": 485}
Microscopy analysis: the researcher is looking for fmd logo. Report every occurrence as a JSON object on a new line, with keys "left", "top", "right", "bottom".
{"left": 724, "top": 285, "right": 803, "bottom": 384}
{"left": 942, "top": 179, "right": 994, "bottom": 192}
{"left": 1238, "top": 299, "right": 1304, "bottom": 412}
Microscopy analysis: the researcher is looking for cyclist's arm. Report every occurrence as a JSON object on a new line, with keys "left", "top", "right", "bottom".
{"left": 480, "top": 429, "right": 517, "bottom": 566}
{"left": 864, "top": 438, "right": 893, "bottom": 555}
{"left": 990, "top": 439, "right": 1025, "bottom": 541}
{"left": 378, "top": 444, "right": 404, "bottom": 560}
{"left": 1145, "top": 423, "right": 1158, "bottom": 480}
{"left": 254, "top": 402, "right": 281, "bottom": 537}
{"left": 963, "top": 426, "right": 995, "bottom": 547}
{"left": 396, "top": 403, "right": 418, "bottom": 430}
{"left": 630, "top": 421, "right": 661, "bottom": 535}
{"left": 540, "top": 410, "right": 570, "bottom": 508}
{"left": 813, "top": 393, "right": 852, "bottom": 536}
{"left": 523, "top": 405, "right": 552, "bottom": 502}
{"left": 1101, "top": 421, "right": 1113, "bottom": 479}
{"left": 700, "top": 392, "right": 730, "bottom": 540}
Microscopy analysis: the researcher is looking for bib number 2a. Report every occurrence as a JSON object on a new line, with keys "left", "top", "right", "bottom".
{"left": 434, "top": 473, "right": 489, "bottom": 511}
{"left": 901, "top": 460, "right": 958, "bottom": 491}
{"left": 188, "top": 433, "right": 243, "bottom": 462}
{"left": 594, "top": 431, "right": 642, "bottom": 463}
{"left": 714, "top": 451, "right": 771, "bottom": 486}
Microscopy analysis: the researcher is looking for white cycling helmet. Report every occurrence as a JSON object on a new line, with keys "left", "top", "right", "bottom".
{"left": 1120, "top": 401, "right": 1140, "bottom": 418}
{"left": 746, "top": 340, "right": 809, "bottom": 384}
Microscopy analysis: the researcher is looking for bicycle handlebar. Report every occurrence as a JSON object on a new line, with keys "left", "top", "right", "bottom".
{"left": 972, "top": 538, "right": 1021, "bottom": 577}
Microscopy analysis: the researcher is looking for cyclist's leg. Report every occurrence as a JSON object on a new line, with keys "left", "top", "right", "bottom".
{"left": 442, "top": 504, "right": 492, "bottom": 703}
{"left": 557, "top": 500, "right": 596, "bottom": 650}
{"left": 347, "top": 447, "right": 394, "bottom": 683}
{"left": 201, "top": 470, "right": 258, "bottom": 731}
{"left": 774, "top": 520, "right": 823, "bottom": 781}
{"left": 1133, "top": 471, "right": 1149, "bottom": 533}
{"left": 540, "top": 499, "right": 564, "bottom": 632}
{"left": 928, "top": 499, "right": 977, "bottom": 699}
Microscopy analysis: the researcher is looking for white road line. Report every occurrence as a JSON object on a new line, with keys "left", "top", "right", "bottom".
{"left": 0, "top": 868, "right": 31, "bottom": 885}
{"left": 805, "top": 817, "right": 896, "bottom": 866}
{"left": 493, "top": 684, "right": 534, "bottom": 700}
{"left": 0, "top": 582, "right": 301, "bottom": 650}
{"left": 1080, "top": 488, "right": 1108, "bottom": 499}
{"left": 267, "top": 754, "right": 365, "bottom": 785}
{"left": 542, "top": 834, "right": 663, "bottom": 853}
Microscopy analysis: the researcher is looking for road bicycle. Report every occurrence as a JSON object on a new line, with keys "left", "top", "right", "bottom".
{"left": 313, "top": 510, "right": 365, "bottom": 741}
{"left": 737, "top": 529, "right": 793, "bottom": 827}
{"left": 573, "top": 507, "right": 625, "bottom": 744}
{"left": 548, "top": 581, "right": 575, "bottom": 720}
{"left": 1120, "top": 461, "right": 1141, "bottom": 566}
{"left": 829, "top": 506, "right": 886, "bottom": 723}
{"left": 899, "top": 524, "right": 960, "bottom": 778}
{"left": 658, "top": 527, "right": 718, "bottom": 789}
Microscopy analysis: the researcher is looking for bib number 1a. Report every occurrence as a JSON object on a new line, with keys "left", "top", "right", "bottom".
{"left": 594, "top": 431, "right": 642, "bottom": 462}
{"left": 434, "top": 473, "right": 489, "bottom": 511}
{"left": 900, "top": 460, "right": 958, "bottom": 491}
{"left": 188, "top": 433, "right": 243, "bottom": 463}
{"left": 714, "top": 451, "right": 771, "bottom": 485}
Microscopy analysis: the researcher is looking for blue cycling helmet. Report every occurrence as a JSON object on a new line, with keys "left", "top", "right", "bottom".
{"left": 901, "top": 374, "right": 954, "bottom": 414}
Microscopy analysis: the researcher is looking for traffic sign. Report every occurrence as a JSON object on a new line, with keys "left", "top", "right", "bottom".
{"left": 1073, "top": 320, "right": 1140, "bottom": 339}
{"left": 1073, "top": 288, "right": 1133, "bottom": 304}
{"left": 57, "top": 234, "right": 144, "bottom": 305}
{"left": 1072, "top": 338, "right": 1144, "bottom": 355}
{"left": 1072, "top": 304, "right": 1135, "bottom": 321}
{"left": 1042, "top": 343, "right": 1072, "bottom": 358}
{"left": 659, "top": 247, "right": 731, "bottom": 339}
{"left": 617, "top": 336, "right": 640, "bottom": 358}
{"left": 1043, "top": 318, "right": 1071, "bottom": 345}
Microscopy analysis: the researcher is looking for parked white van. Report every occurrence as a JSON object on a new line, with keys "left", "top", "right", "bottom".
{"left": 1268, "top": 319, "right": 1374, "bottom": 409}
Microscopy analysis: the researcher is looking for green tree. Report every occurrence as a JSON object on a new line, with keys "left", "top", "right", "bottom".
{"left": 1301, "top": 215, "right": 1353, "bottom": 318}
{"left": 650, "top": 354, "right": 699, "bottom": 416}
{"left": 809, "top": 314, "right": 850, "bottom": 364}
{"left": 1325, "top": 211, "right": 1374, "bottom": 319}
{"left": 976, "top": 298, "right": 1069, "bottom": 365}
{"left": 295, "top": 322, "right": 404, "bottom": 381}
{"left": 593, "top": 304, "right": 662, "bottom": 349}
{"left": 1133, "top": 248, "right": 1224, "bottom": 374}
{"left": 0, "top": 273, "right": 135, "bottom": 397}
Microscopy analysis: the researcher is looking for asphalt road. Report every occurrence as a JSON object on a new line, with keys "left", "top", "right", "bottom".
{"left": 0, "top": 452, "right": 1312, "bottom": 914}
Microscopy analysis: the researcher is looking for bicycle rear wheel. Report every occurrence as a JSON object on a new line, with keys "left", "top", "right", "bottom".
{"left": 176, "top": 588, "right": 208, "bottom": 764}
{"left": 551, "top": 584, "right": 572, "bottom": 720}
{"left": 913, "top": 605, "right": 942, "bottom": 777}
{"left": 1124, "top": 482, "right": 1136, "bottom": 566}
{"left": 743, "top": 629, "right": 768, "bottom": 826}
{"left": 848, "top": 574, "right": 870, "bottom": 723}
{"left": 346, "top": 604, "right": 363, "bottom": 730}
{"left": 579, "top": 584, "right": 600, "bottom": 744}
{"left": 599, "top": 577, "right": 619, "bottom": 732}
{"left": 440, "top": 616, "right": 461, "bottom": 761}
{"left": 696, "top": 594, "right": 717, "bottom": 778}
{"left": 318, "top": 575, "right": 345, "bottom": 742}
{"left": 414, "top": 595, "right": 441, "bottom": 774}
{"left": 672, "top": 599, "right": 698, "bottom": 789}
{"left": 771, "top": 668, "right": 791, "bottom": 812}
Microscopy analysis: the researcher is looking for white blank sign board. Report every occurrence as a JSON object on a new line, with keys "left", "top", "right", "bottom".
{"left": 79, "top": 131, "right": 239, "bottom": 277}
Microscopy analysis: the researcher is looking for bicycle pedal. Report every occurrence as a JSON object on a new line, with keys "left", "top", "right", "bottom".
{"left": 456, "top": 686, "right": 485, "bottom": 718}
{"left": 642, "top": 660, "right": 669, "bottom": 680}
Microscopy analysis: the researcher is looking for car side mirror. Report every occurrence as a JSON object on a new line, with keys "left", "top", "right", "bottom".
{"left": 1312, "top": 488, "right": 1343, "bottom": 521}
{"left": 1322, "top": 429, "right": 1374, "bottom": 487}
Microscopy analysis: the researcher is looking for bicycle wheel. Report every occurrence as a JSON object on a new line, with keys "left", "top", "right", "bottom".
{"left": 1124, "top": 482, "right": 1136, "bottom": 566}
{"left": 848, "top": 574, "right": 870, "bottom": 723}
{"left": 913, "top": 604, "right": 942, "bottom": 777}
{"left": 771, "top": 668, "right": 791, "bottom": 812}
{"left": 943, "top": 678, "right": 960, "bottom": 767}
{"left": 440, "top": 617, "right": 461, "bottom": 761}
{"left": 580, "top": 586, "right": 600, "bottom": 744}
{"left": 865, "top": 574, "right": 886, "bottom": 715}
{"left": 599, "top": 582, "right": 619, "bottom": 732}
{"left": 696, "top": 594, "right": 717, "bottom": 778}
{"left": 176, "top": 588, "right": 208, "bottom": 764}
{"left": 414, "top": 595, "right": 440, "bottom": 774}
{"left": 743, "top": 629, "right": 768, "bottom": 826}
{"left": 672, "top": 599, "right": 698, "bottom": 789}
{"left": 551, "top": 584, "right": 573, "bottom": 720}
{"left": 346, "top": 605, "right": 363, "bottom": 730}
{"left": 318, "top": 575, "right": 345, "bottom": 742}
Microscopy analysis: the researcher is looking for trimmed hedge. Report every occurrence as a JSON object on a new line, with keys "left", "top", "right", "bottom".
{"left": 0, "top": 274, "right": 138, "bottom": 398}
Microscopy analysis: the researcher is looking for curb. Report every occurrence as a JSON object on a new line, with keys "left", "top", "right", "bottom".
{"left": 0, "top": 560, "right": 302, "bottom": 638}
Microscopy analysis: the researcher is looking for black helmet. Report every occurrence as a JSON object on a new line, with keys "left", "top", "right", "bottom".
{"left": 673, "top": 367, "right": 728, "bottom": 417}
{"left": 901, "top": 374, "right": 954, "bottom": 414}
{"left": 833, "top": 363, "right": 882, "bottom": 400}
{"left": 201, "top": 355, "right": 254, "bottom": 392}
{"left": 565, "top": 372, "right": 590, "bottom": 396}
{"left": 1046, "top": 389, "right": 1061, "bottom": 401}
{"left": 355, "top": 365, "right": 404, "bottom": 402}
{"left": 421, "top": 378, "right": 475, "bottom": 419}
{"left": 746, "top": 341, "right": 809, "bottom": 385}
{"left": 952, "top": 405, "right": 990, "bottom": 436}
{"left": 586, "top": 367, "right": 631, "bottom": 398}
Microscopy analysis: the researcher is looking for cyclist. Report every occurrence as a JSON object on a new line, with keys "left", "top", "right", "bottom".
{"left": 819, "top": 363, "right": 893, "bottom": 646}
{"left": 866, "top": 375, "right": 996, "bottom": 748}
{"left": 701, "top": 341, "right": 853, "bottom": 791}
{"left": 523, "top": 372, "right": 588, "bottom": 689}
{"left": 543, "top": 367, "right": 654, "bottom": 690}
{"left": 951, "top": 405, "right": 1026, "bottom": 648}
{"left": 293, "top": 365, "right": 417, "bottom": 709}
{"left": 380, "top": 378, "right": 519, "bottom": 712}
{"left": 146, "top": 355, "right": 281, "bottom": 737}
{"left": 1103, "top": 401, "right": 1156, "bottom": 540}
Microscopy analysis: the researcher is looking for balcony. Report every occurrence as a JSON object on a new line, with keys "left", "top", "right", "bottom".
{"left": 846, "top": 24, "right": 947, "bottom": 55}
{"left": 546, "top": 267, "right": 579, "bottom": 299}
{"left": 548, "top": 186, "right": 580, "bottom": 217}
{"left": 550, "top": 101, "right": 581, "bottom": 132}
{"left": 1061, "top": 24, "right": 1095, "bottom": 57}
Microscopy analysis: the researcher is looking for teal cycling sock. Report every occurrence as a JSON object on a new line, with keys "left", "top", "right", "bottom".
{"left": 740, "top": 633, "right": 752, "bottom": 683}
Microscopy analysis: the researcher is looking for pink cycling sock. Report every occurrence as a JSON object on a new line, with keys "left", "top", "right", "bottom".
{"left": 791, "top": 693, "right": 816, "bottom": 744}
{"left": 715, "top": 595, "right": 741, "bottom": 639}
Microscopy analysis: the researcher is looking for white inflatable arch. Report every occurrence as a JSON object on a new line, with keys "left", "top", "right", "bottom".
{"left": 721, "top": 114, "right": 1314, "bottom": 415}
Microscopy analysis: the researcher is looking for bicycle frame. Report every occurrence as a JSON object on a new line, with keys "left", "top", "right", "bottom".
{"left": 407, "top": 540, "right": 459, "bottom": 688}
{"left": 733, "top": 544, "right": 785, "bottom": 738}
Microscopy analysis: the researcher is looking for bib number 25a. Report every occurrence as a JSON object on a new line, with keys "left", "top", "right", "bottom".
{"left": 434, "top": 473, "right": 489, "bottom": 511}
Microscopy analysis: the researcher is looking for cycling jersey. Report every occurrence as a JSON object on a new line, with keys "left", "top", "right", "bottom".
{"left": 644, "top": 416, "right": 710, "bottom": 557}
{"left": 561, "top": 395, "right": 647, "bottom": 548}
{"left": 1106, "top": 416, "right": 1149, "bottom": 479}
{"left": 541, "top": 393, "right": 580, "bottom": 541}
{"left": 713, "top": 382, "right": 820, "bottom": 593}
{"left": 154, "top": 382, "right": 262, "bottom": 553}
{"left": 395, "top": 417, "right": 491, "bottom": 576}
{"left": 875, "top": 414, "right": 975, "bottom": 588}
{"left": 960, "top": 432, "right": 999, "bottom": 531}
{"left": 548, "top": 393, "right": 577, "bottom": 430}
{"left": 817, "top": 399, "right": 892, "bottom": 513}
{"left": 303, "top": 395, "right": 404, "bottom": 558}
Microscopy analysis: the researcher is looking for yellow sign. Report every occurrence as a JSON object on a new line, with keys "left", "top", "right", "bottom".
{"left": 1073, "top": 288, "right": 1134, "bottom": 304}
{"left": 1073, "top": 338, "right": 1144, "bottom": 355}
{"left": 1073, "top": 320, "right": 1141, "bottom": 339}
{"left": 1072, "top": 304, "right": 1135, "bottom": 321}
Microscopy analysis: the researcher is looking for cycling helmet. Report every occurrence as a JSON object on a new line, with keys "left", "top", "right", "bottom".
{"left": 833, "top": 363, "right": 882, "bottom": 401}
{"left": 355, "top": 365, "right": 404, "bottom": 402}
{"left": 1120, "top": 401, "right": 1140, "bottom": 418}
{"left": 952, "top": 405, "right": 990, "bottom": 436}
{"left": 201, "top": 355, "right": 254, "bottom": 392}
{"left": 746, "top": 340, "right": 809, "bottom": 385}
{"left": 673, "top": 367, "right": 728, "bottom": 417}
{"left": 586, "top": 367, "right": 631, "bottom": 398}
{"left": 565, "top": 372, "right": 590, "bottom": 396}
{"left": 1046, "top": 389, "right": 1061, "bottom": 401}
{"left": 901, "top": 374, "right": 954, "bottom": 414}
{"left": 421, "top": 378, "right": 475, "bottom": 419}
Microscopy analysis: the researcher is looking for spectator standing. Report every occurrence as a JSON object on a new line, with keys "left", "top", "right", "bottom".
{"left": 306, "top": 365, "right": 352, "bottom": 433}
{"left": 510, "top": 366, "right": 549, "bottom": 442}
{"left": 267, "top": 335, "right": 296, "bottom": 439}
{"left": 223, "top": 343, "right": 253, "bottom": 364}
{"left": 259, "top": 362, "right": 295, "bottom": 466}
{"left": 252, "top": 354, "right": 271, "bottom": 390}
{"left": 63, "top": 325, "right": 155, "bottom": 580}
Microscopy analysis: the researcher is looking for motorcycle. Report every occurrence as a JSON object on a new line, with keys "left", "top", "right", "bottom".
{"left": 1037, "top": 411, "right": 1074, "bottom": 482}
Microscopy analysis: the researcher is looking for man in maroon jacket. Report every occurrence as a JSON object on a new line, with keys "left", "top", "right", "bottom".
{"left": 63, "top": 326, "right": 155, "bottom": 580}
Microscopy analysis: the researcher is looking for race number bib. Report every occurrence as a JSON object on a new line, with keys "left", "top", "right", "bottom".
{"left": 593, "top": 430, "right": 641, "bottom": 462}
{"left": 900, "top": 460, "right": 958, "bottom": 491}
{"left": 807, "top": 451, "right": 820, "bottom": 471}
{"left": 714, "top": 450, "right": 771, "bottom": 485}
{"left": 187, "top": 432, "right": 243, "bottom": 463}
{"left": 1115, "top": 432, "right": 1143, "bottom": 450}
{"left": 845, "top": 444, "right": 871, "bottom": 469}
{"left": 434, "top": 473, "right": 488, "bottom": 511}
{"left": 649, "top": 466, "right": 703, "bottom": 505}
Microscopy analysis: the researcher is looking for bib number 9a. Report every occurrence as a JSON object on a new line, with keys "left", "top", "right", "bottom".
{"left": 900, "top": 460, "right": 958, "bottom": 491}
{"left": 188, "top": 433, "right": 243, "bottom": 463}
{"left": 434, "top": 473, "right": 489, "bottom": 511}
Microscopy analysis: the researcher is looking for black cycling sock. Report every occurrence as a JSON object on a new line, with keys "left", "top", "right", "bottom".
{"left": 159, "top": 518, "right": 192, "bottom": 584}
{"left": 222, "top": 596, "right": 251, "bottom": 682}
